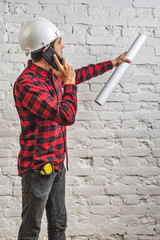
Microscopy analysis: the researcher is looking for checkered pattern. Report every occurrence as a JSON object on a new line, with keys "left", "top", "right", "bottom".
{"left": 13, "top": 59, "right": 113, "bottom": 175}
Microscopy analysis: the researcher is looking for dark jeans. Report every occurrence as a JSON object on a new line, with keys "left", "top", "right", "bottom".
{"left": 18, "top": 165, "right": 67, "bottom": 240}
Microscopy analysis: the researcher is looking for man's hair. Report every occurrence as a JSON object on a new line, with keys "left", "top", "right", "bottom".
{"left": 31, "top": 48, "right": 44, "bottom": 62}
{"left": 31, "top": 40, "right": 56, "bottom": 63}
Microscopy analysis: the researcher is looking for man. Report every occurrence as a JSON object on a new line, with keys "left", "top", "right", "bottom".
{"left": 13, "top": 18, "right": 131, "bottom": 240}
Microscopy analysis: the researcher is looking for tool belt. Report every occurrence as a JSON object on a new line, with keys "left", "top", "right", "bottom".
{"left": 40, "top": 163, "right": 55, "bottom": 176}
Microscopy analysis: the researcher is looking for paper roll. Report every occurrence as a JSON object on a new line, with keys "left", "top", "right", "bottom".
{"left": 95, "top": 33, "right": 147, "bottom": 106}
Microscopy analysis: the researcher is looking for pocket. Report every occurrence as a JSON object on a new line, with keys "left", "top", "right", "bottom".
{"left": 21, "top": 171, "right": 33, "bottom": 193}
{"left": 30, "top": 172, "right": 52, "bottom": 195}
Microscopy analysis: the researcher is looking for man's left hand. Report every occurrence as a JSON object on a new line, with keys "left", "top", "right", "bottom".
{"left": 112, "top": 52, "right": 132, "bottom": 67}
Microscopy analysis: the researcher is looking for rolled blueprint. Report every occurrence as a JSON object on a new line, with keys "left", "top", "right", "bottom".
{"left": 95, "top": 33, "right": 147, "bottom": 106}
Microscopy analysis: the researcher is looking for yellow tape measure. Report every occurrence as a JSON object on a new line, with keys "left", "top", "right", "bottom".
{"left": 40, "top": 163, "right": 54, "bottom": 175}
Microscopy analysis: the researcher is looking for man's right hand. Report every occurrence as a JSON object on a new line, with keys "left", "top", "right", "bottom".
{"left": 52, "top": 54, "right": 75, "bottom": 85}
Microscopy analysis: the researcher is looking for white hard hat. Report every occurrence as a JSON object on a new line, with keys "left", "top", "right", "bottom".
{"left": 18, "top": 17, "right": 61, "bottom": 55}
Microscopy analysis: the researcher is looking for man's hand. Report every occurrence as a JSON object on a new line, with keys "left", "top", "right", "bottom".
{"left": 52, "top": 54, "right": 75, "bottom": 85}
{"left": 112, "top": 52, "right": 132, "bottom": 67}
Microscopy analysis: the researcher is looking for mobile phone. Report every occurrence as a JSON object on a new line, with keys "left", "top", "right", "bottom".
{"left": 42, "top": 46, "right": 62, "bottom": 71}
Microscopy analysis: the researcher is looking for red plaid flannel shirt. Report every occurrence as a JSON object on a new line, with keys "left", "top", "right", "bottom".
{"left": 13, "top": 59, "right": 113, "bottom": 175}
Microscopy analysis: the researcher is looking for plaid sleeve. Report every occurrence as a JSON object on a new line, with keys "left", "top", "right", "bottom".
{"left": 18, "top": 80, "right": 77, "bottom": 126}
{"left": 75, "top": 60, "right": 113, "bottom": 85}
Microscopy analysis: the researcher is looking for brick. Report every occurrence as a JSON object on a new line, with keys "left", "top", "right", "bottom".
{"left": 3, "top": 110, "right": 19, "bottom": 120}
{"left": 105, "top": 184, "right": 136, "bottom": 195}
{"left": 90, "top": 83, "right": 103, "bottom": 92}
{"left": 68, "top": 54, "right": 96, "bottom": 66}
{"left": 86, "top": 35, "right": 116, "bottom": 45}
{"left": 0, "top": 92, "right": 5, "bottom": 100}
{"left": 127, "top": 225, "right": 154, "bottom": 235}
{"left": 124, "top": 236, "right": 137, "bottom": 240}
{"left": 2, "top": 53, "right": 26, "bottom": 63}
{"left": 88, "top": 196, "right": 110, "bottom": 205}
{"left": 121, "top": 147, "right": 150, "bottom": 157}
{"left": 89, "top": 6, "right": 104, "bottom": 16}
{"left": 41, "top": 5, "right": 57, "bottom": 16}
{"left": 128, "top": 18, "right": 159, "bottom": 27}
{"left": 122, "top": 27, "right": 140, "bottom": 39}
{"left": 131, "top": 93, "right": 160, "bottom": 102}
{"left": 152, "top": 111, "right": 160, "bottom": 119}
{"left": 120, "top": 7, "right": 136, "bottom": 17}
{"left": 90, "top": 205, "right": 120, "bottom": 215}
{"left": 39, "top": 0, "right": 69, "bottom": 3}
{"left": 0, "top": 139, "right": 12, "bottom": 149}
{"left": 148, "top": 37, "right": 160, "bottom": 47}
{"left": 0, "top": 101, "right": 12, "bottom": 110}
{"left": 3, "top": 166, "right": 18, "bottom": 176}
{"left": 0, "top": 81, "right": 10, "bottom": 91}
{"left": 70, "top": 0, "right": 100, "bottom": 6}
{"left": 123, "top": 103, "right": 137, "bottom": 111}
{"left": 73, "top": 186, "right": 104, "bottom": 196}
{"left": 13, "top": 186, "right": 22, "bottom": 196}
{"left": 155, "top": 84, "right": 160, "bottom": 92}
{"left": 98, "top": 112, "right": 121, "bottom": 120}
{"left": 150, "top": 130, "right": 160, "bottom": 138}
{"left": 0, "top": 29, "right": 6, "bottom": 43}
{"left": 152, "top": 148, "right": 160, "bottom": 157}
{"left": 110, "top": 196, "right": 123, "bottom": 205}
{"left": 92, "top": 148, "right": 120, "bottom": 157}
{"left": 63, "top": 34, "right": 86, "bottom": 44}
{"left": 122, "top": 176, "right": 140, "bottom": 185}
{"left": 0, "top": 147, "right": 18, "bottom": 158}
{"left": 122, "top": 138, "right": 137, "bottom": 148}
{"left": 155, "top": 138, "right": 160, "bottom": 148}
{"left": 107, "top": 93, "right": 129, "bottom": 102}
{"left": 121, "top": 111, "right": 150, "bottom": 120}
{"left": 91, "top": 139, "right": 106, "bottom": 148}
{"left": 3, "top": 13, "right": 33, "bottom": 24}
{"left": 136, "top": 8, "right": 154, "bottom": 18}
{"left": 57, "top": 5, "right": 73, "bottom": 15}
{"left": 135, "top": 55, "right": 159, "bottom": 65}
{"left": 131, "top": 167, "right": 160, "bottom": 177}
{"left": 96, "top": 17, "right": 127, "bottom": 26}
{"left": 0, "top": 176, "right": 9, "bottom": 185}
{"left": 133, "top": 0, "right": 160, "bottom": 8}
{"left": 155, "top": 47, "right": 160, "bottom": 56}
{"left": 122, "top": 120, "right": 139, "bottom": 128}
{"left": 0, "top": 196, "right": 11, "bottom": 208}
{"left": 123, "top": 84, "right": 137, "bottom": 93}
{"left": 116, "top": 129, "right": 148, "bottom": 138}
{"left": 66, "top": 16, "right": 96, "bottom": 25}
{"left": 0, "top": 2, "right": 8, "bottom": 13}
{"left": 102, "top": 0, "right": 132, "bottom": 7}
{"left": 0, "top": 186, "right": 12, "bottom": 196}
{"left": 73, "top": 5, "right": 88, "bottom": 17}
{"left": 155, "top": 29, "right": 160, "bottom": 38}
{"left": 78, "top": 92, "right": 97, "bottom": 101}
{"left": 123, "top": 195, "right": 140, "bottom": 205}
{"left": 0, "top": 158, "right": 9, "bottom": 167}
{"left": 4, "top": 208, "right": 21, "bottom": 217}
{"left": 155, "top": 65, "right": 160, "bottom": 74}
{"left": 6, "top": 0, "right": 34, "bottom": 2}
{"left": 0, "top": 129, "right": 18, "bottom": 138}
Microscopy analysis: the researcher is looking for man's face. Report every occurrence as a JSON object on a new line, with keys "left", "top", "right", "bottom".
{"left": 53, "top": 37, "right": 65, "bottom": 58}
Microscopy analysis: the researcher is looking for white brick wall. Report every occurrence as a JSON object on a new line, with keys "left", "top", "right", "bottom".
{"left": 0, "top": 0, "right": 160, "bottom": 239}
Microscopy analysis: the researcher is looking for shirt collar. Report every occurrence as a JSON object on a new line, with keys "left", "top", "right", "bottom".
{"left": 27, "top": 59, "right": 52, "bottom": 79}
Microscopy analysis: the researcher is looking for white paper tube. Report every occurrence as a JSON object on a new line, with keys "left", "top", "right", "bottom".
{"left": 95, "top": 33, "right": 147, "bottom": 106}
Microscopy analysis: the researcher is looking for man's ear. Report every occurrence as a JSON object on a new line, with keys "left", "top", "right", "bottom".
{"left": 42, "top": 47, "right": 47, "bottom": 53}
